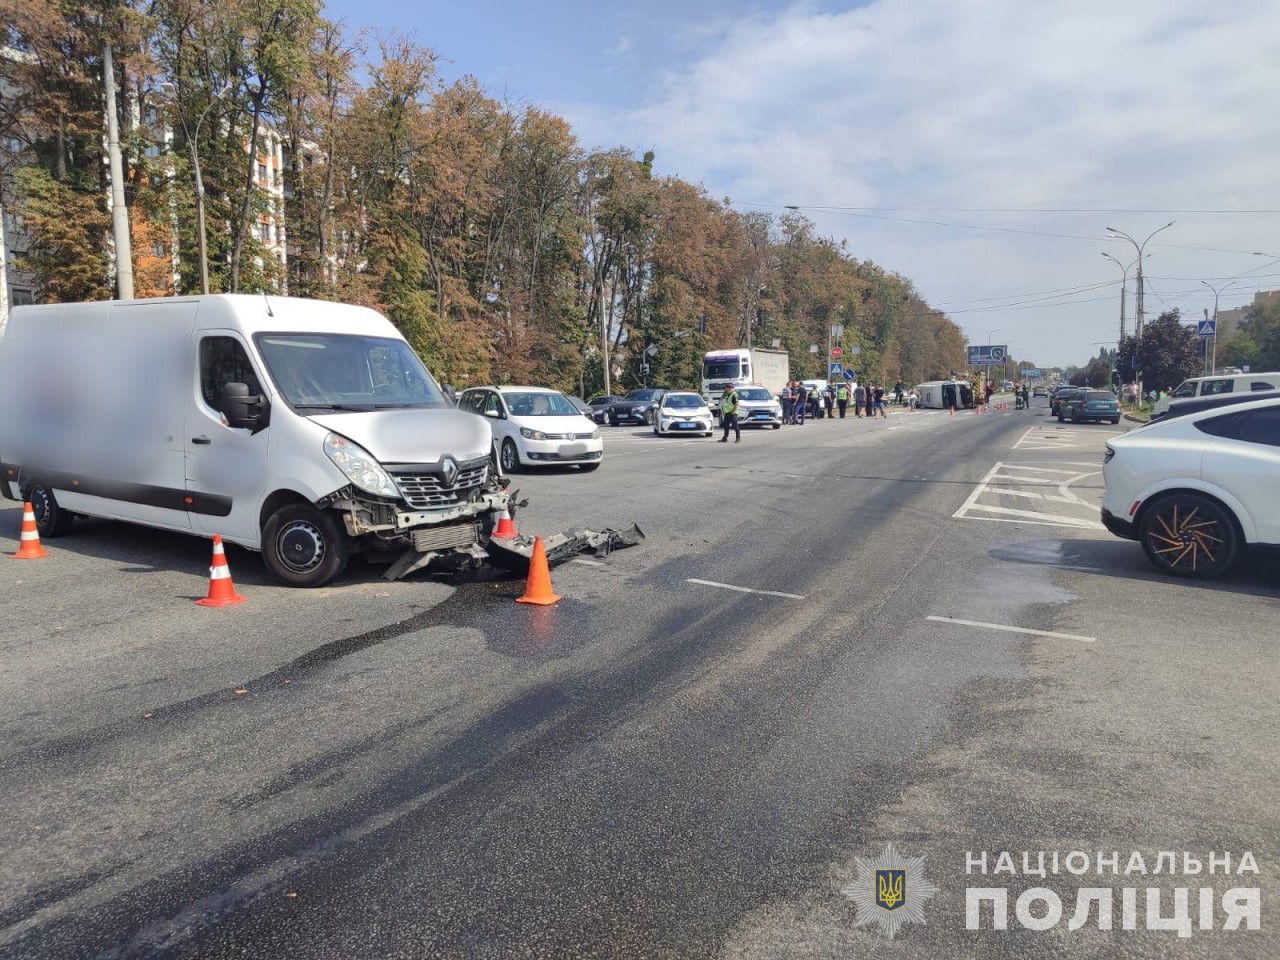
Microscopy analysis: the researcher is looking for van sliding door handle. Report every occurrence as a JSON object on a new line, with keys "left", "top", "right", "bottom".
{"left": 191, "top": 436, "right": 212, "bottom": 445}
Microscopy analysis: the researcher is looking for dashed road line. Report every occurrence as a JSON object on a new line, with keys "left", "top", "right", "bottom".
{"left": 926, "top": 615, "right": 1096, "bottom": 643}
{"left": 685, "top": 579, "right": 805, "bottom": 600}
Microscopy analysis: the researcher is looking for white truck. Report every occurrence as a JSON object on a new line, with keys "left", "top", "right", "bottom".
{"left": 0, "top": 294, "right": 515, "bottom": 587}
{"left": 701, "top": 347, "right": 790, "bottom": 415}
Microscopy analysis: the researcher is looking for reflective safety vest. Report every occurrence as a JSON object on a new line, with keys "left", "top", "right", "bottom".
{"left": 836, "top": 386, "right": 848, "bottom": 401}
{"left": 722, "top": 392, "right": 739, "bottom": 415}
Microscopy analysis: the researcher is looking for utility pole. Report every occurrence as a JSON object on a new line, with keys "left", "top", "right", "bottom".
{"left": 0, "top": 203, "right": 9, "bottom": 339}
{"left": 181, "top": 82, "right": 232, "bottom": 295}
{"left": 103, "top": 42, "right": 134, "bottom": 300}
{"left": 1101, "top": 252, "right": 1133, "bottom": 342}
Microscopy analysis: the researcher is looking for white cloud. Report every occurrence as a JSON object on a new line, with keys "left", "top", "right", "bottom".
{"left": 563, "top": 0, "right": 1280, "bottom": 366}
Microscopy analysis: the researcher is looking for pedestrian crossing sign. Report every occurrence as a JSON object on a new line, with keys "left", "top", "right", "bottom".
{"left": 830, "top": 362, "right": 844, "bottom": 378}
{"left": 1197, "top": 319, "right": 1216, "bottom": 337}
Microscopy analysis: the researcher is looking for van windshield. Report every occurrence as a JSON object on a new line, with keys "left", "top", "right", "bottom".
{"left": 1171, "top": 381, "right": 1198, "bottom": 399}
{"left": 255, "top": 333, "right": 448, "bottom": 409}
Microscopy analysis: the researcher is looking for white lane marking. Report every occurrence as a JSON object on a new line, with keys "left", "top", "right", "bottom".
{"left": 1012, "top": 425, "right": 1122, "bottom": 451}
{"left": 685, "top": 578, "right": 805, "bottom": 600}
{"left": 926, "top": 615, "right": 1096, "bottom": 643}
{"left": 957, "top": 504, "right": 1106, "bottom": 528}
{"left": 570, "top": 558, "right": 607, "bottom": 567}
{"left": 953, "top": 461, "right": 1106, "bottom": 529}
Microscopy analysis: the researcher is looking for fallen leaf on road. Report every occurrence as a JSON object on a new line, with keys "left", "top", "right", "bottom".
{"left": 234, "top": 688, "right": 248, "bottom": 696}
{"left": 143, "top": 712, "right": 154, "bottom": 719}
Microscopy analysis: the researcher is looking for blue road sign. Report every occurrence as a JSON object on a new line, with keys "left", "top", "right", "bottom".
{"left": 1197, "top": 319, "right": 1216, "bottom": 337}
{"left": 1022, "top": 368, "right": 1042, "bottom": 378}
{"left": 845, "top": 368, "right": 855, "bottom": 380}
{"left": 967, "top": 344, "right": 1008, "bottom": 365}
{"left": 829, "top": 362, "right": 844, "bottom": 378}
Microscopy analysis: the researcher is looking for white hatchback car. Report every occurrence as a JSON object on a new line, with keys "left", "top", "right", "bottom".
{"left": 1101, "top": 395, "right": 1280, "bottom": 578}
{"left": 458, "top": 386, "right": 603, "bottom": 472}
{"left": 654, "top": 391, "right": 713, "bottom": 436}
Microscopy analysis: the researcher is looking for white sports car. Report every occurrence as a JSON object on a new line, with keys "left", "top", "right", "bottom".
{"left": 1101, "top": 395, "right": 1280, "bottom": 578}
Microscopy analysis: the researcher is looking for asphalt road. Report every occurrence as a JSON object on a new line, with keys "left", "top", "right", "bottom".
{"left": 1, "top": 398, "right": 1276, "bottom": 959}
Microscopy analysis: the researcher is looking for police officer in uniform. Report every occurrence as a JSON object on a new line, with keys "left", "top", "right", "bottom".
{"left": 718, "top": 384, "right": 741, "bottom": 442}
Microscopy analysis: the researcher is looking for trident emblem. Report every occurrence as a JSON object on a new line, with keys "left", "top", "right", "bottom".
{"left": 875, "top": 869, "right": 905, "bottom": 911}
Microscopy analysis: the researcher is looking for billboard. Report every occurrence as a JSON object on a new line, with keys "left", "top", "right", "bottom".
{"left": 967, "top": 345, "right": 1008, "bottom": 366}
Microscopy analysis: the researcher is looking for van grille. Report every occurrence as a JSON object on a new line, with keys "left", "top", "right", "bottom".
{"left": 392, "top": 463, "right": 487, "bottom": 509}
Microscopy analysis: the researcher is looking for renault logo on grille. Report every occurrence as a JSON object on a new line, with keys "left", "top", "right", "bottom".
{"left": 439, "top": 456, "right": 459, "bottom": 488}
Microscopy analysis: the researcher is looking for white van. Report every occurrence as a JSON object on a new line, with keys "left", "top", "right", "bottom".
{"left": 0, "top": 295, "right": 509, "bottom": 587}
{"left": 914, "top": 380, "right": 972, "bottom": 410}
{"left": 1151, "top": 371, "right": 1280, "bottom": 418}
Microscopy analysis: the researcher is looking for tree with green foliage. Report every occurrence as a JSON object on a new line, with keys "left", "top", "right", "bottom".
{"left": 1137, "top": 309, "right": 1200, "bottom": 394}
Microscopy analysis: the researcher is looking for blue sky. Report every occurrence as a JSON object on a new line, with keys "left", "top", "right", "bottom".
{"left": 324, "top": 0, "right": 1280, "bottom": 368}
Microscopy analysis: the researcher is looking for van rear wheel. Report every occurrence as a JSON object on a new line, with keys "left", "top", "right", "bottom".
{"left": 262, "top": 504, "right": 349, "bottom": 587}
{"left": 26, "top": 482, "right": 75, "bottom": 537}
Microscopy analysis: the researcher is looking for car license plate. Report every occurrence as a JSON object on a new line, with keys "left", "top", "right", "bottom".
{"left": 678, "top": 422, "right": 697, "bottom": 429}
{"left": 561, "top": 442, "right": 589, "bottom": 456}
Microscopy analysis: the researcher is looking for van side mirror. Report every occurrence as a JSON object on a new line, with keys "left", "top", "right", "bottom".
{"left": 221, "top": 381, "right": 270, "bottom": 432}
{"left": 483, "top": 408, "right": 504, "bottom": 419}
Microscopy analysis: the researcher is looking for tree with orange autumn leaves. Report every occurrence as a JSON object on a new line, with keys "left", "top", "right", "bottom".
{"left": 1, "top": 3, "right": 969, "bottom": 393}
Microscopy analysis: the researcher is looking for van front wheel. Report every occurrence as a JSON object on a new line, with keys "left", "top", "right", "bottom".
{"left": 262, "top": 504, "right": 350, "bottom": 587}
{"left": 27, "top": 482, "right": 74, "bottom": 538}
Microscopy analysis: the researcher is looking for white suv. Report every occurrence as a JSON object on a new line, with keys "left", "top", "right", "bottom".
{"left": 1101, "top": 395, "right": 1280, "bottom": 578}
{"left": 733, "top": 386, "right": 783, "bottom": 428}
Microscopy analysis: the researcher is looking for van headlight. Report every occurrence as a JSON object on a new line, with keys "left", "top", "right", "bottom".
{"left": 520, "top": 427, "right": 548, "bottom": 441}
{"left": 324, "top": 433, "right": 398, "bottom": 497}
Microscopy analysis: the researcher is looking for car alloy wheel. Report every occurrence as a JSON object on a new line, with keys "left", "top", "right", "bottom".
{"left": 500, "top": 438, "right": 521, "bottom": 473}
{"left": 1138, "top": 492, "right": 1239, "bottom": 578}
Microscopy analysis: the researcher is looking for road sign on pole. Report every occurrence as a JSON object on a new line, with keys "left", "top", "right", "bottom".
{"left": 831, "top": 346, "right": 843, "bottom": 359}
{"left": 829, "top": 362, "right": 844, "bottom": 379}
{"left": 1197, "top": 319, "right": 1216, "bottom": 337}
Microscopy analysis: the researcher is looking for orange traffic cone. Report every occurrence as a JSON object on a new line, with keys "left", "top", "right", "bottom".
{"left": 492, "top": 504, "right": 518, "bottom": 539}
{"left": 196, "top": 534, "right": 246, "bottom": 606}
{"left": 10, "top": 502, "right": 48, "bottom": 559}
{"left": 515, "top": 536, "right": 561, "bottom": 605}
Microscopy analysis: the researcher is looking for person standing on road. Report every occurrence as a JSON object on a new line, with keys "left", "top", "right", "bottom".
{"left": 718, "top": 384, "right": 741, "bottom": 442}
{"left": 907, "top": 386, "right": 919, "bottom": 411}
{"left": 874, "top": 384, "right": 888, "bottom": 418}
{"left": 854, "top": 383, "right": 866, "bottom": 418}
{"left": 894, "top": 379, "right": 905, "bottom": 406}
{"left": 824, "top": 385, "right": 835, "bottom": 420}
{"left": 836, "top": 382, "right": 849, "bottom": 419}
{"left": 781, "top": 382, "right": 794, "bottom": 425}
{"left": 795, "top": 384, "right": 807, "bottom": 425}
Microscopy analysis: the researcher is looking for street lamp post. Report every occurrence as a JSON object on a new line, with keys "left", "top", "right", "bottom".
{"left": 983, "top": 327, "right": 1001, "bottom": 395}
{"left": 1101, "top": 252, "right": 1138, "bottom": 342}
{"left": 180, "top": 82, "right": 232, "bottom": 295}
{"left": 1200, "top": 280, "right": 1239, "bottom": 376}
{"left": 1105, "top": 222, "right": 1174, "bottom": 341}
